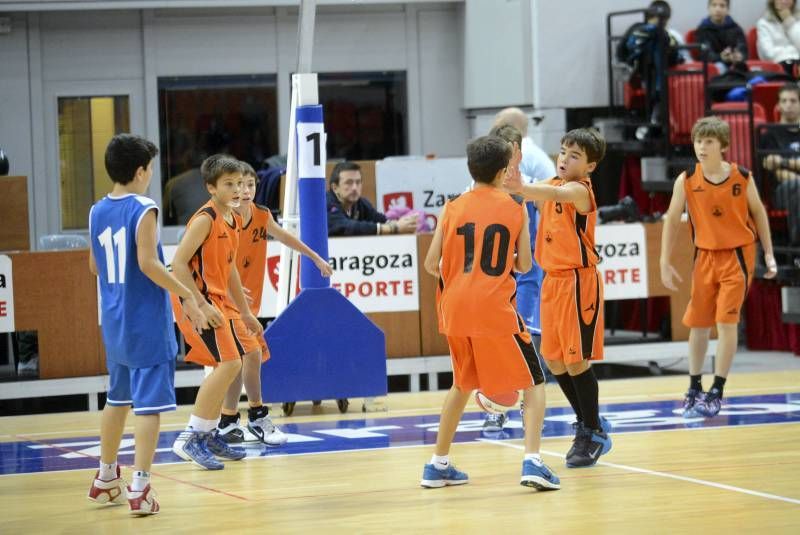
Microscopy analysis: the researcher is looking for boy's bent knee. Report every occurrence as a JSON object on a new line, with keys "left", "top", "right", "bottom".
{"left": 566, "top": 360, "right": 590, "bottom": 376}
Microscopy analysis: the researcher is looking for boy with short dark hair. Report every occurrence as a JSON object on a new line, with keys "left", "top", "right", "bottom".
{"left": 217, "top": 162, "right": 332, "bottom": 444}
{"left": 88, "top": 134, "right": 206, "bottom": 515}
{"left": 170, "top": 154, "right": 264, "bottom": 470}
{"left": 661, "top": 116, "right": 777, "bottom": 417}
{"left": 421, "top": 135, "right": 560, "bottom": 491}
{"left": 696, "top": 0, "right": 748, "bottom": 73}
{"left": 503, "top": 128, "right": 612, "bottom": 468}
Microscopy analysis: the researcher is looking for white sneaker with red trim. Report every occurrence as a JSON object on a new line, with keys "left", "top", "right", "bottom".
{"left": 87, "top": 466, "right": 127, "bottom": 505}
{"left": 127, "top": 484, "right": 160, "bottom": 515}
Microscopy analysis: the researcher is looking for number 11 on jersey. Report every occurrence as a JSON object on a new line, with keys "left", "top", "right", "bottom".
{"left": 97, "top": 226, "right": 127, "bottom": 284}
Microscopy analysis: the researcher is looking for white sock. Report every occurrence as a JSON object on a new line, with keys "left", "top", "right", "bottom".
{"left": 187, "top": 415, "right": 217, "bottom": 432}
{"left": 524, "top": 453, "right": 543, "bottom": 465}
{"left": 431, "top": 454, "right": 450, "bottom": 470}
{"left": 99, "top": 461, "right": 117, "bottom": 480}
{"left": 131, "top": 470, "right": 150, "bottom": 492}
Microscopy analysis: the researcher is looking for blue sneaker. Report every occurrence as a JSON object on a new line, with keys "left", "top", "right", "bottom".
{"left": 566, "top": 427, "right": 612, "bottom": 468}
{"left": 682, "top": 389, "right": 703, "bottom": 417}
{"left": 520, "top": 459, "right": 560, "bottom": 490}
{"left": 172, "top": 431, "right": 224, "bottom": 470}
{"left": 566, "top": 417, "right": 611, "bottom": 459}
{"left": 207, "top": 430, "right": 247, "bottom": 460}
{"left": 420, "top": 463, "right": 469, "bottom": 488}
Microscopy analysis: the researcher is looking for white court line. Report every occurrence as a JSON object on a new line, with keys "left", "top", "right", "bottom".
{"left": 479, "top": 438, "right": 800, "bottom": 506}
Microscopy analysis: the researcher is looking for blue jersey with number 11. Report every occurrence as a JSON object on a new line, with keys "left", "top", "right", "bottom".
{"left": 89, "top": 194, "right": 177, "bottom": 368}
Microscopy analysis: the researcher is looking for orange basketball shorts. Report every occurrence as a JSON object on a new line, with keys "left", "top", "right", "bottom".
{"left": 446, "top": 330, "right": 545, "bottom": 396}
{"left": 540, "top": 267, "right": 604, "bottom": 364}
{"left": 683, "top": 242, "right": 755, "bottom": 327}
{"left": 171, "top": 294, "right": 264, "bottom": 368}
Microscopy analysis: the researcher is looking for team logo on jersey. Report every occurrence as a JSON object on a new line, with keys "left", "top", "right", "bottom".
{"left": 712, "top": 205, "right": 724, "bottom": 217}
{"left": 227, "top": 252, "right": 234, "bottom": 263}
{"left": 568, "top": 347, "right": 577, "bottom": 356}
{"left": 243, "top": 256, "right": 251, "bottom": 269}
{"left": 545, "top": 231, "right": 553, "bottom": 243}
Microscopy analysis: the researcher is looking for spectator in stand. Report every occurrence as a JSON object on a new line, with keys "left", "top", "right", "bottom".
{"left": 761, "top": 83, "right": 800, "bottom": 243}
{"left": 326, "top": 161, "right": 418, "bottom": 236}
{"left": 757, "top": 0, "right": 800, "bottom": 77}
{"left": 695, "top": 0, "right": 748, "bottom": 73}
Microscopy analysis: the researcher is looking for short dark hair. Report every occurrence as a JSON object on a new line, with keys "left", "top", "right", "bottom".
{"left": 779, "top": 82, "right": 800, "bottom": 100}
{"left": 489, "top": 124, "right": 523, "bottom": 148}
{"left": 647, "top": 0, "right": 671, "bottom": 21}
{"left": 104, "top": 134, "right": 158, "bottom": 185}
{"left": 560, "top": 128, "right": 607, "bottom": 164}
{"left": 200, "top": 154, "right": 243, "bottom": 186}
{"left": 467, "top": 136, "right": 512, "bottom": 184}
{"left": 240, "top": 161, "right": 258, "bottom": 179}
{"left": 708, "top": 0, "right": 729, "bottom": 6}
{"left": 329, "top": 161, "right": 361, "bottom": 190}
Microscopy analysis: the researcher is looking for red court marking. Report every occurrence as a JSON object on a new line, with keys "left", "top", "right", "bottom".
{"left": 15, "top": 434, "right": 250, "bottom": 502}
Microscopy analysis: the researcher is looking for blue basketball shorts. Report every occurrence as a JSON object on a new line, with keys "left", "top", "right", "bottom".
{"left": 106, "top": 359, "right": 177, "bottom": 415}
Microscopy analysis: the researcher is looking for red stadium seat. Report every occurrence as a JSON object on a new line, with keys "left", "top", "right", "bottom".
{"left": 685, "top": 29, "right": 699, "bottom": 60}
{"left": 752, "top": 82, "right": 785, "bottom": 123}
{"left": 710, "top": 102, "right": 767, "bottom": 169}
{"left": 747, "top": 27, "right": 759, "bottom": 60}
{"left": 746, "top": 60, "right": 784, "bottom": 73}
{"left": 667, "top": 64, "right": 719, "bottom": 145}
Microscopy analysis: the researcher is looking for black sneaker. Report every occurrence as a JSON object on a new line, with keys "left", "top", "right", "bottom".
{"left": 566, "top": 428, "right": 612, "bottom": 468}
{"left": 682, "top": 388, "right": 702, "bottom": 417}
{"left": 218, "top": 413, "right": 245, "bottom": 444}
{"left": 565, "top": 421, "right": 584, "bottom": 459}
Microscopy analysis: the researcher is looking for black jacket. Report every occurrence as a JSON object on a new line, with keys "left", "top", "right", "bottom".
{"left": 326, "top": 191, "right": 387, "bottom": 236}
{"left": 695, "top": 16, "right": 748, "bottom": 63}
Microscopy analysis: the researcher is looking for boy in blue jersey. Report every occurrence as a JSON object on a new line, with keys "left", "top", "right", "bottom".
{"left": 87, "top": 134, "right": 207, "bottom": 515}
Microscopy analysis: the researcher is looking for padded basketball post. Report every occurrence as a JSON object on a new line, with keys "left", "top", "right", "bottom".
{"left": 262, "top": 69, "right": 387, "bottom": 405}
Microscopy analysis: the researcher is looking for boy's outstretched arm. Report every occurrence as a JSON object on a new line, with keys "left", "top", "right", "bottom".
{"left": 424, "top": 204, "right": 446, "bottom": 277}
{"left": 659, "top": 173, "right": 687, "bottom": 291}
{"left": 745, "top": 176, "right": 778, "bottom": 279}
{"left": 504, "top": 157, "right": 591, "bottom": 212}
{"left": 137, "top": 210, "right": 208, "bottom": 332}
{"left": 266, "top": 217, "right": 333, "bottom": 277}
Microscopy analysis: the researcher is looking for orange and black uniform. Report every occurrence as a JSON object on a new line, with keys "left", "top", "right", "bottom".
{"left": 535, "top": 177, "right": 604, "bottom": 364}
{"left": 437, "top": 187, "right": 545, "bottom": 395}
{"left": 683, "top": 163, "right": 756, "bottom": 326}
{"left": 236, "top": 204, "right": 273, "bottom": 359}
{"left": 171, "top": 201, "right": 261, "bottom": 367}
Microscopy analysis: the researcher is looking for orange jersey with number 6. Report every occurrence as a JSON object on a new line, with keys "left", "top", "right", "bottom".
{"left": 436, "top": 188, "right": 526, "bottom": 337}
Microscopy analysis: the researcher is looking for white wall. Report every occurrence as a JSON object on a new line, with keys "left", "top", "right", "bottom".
{"left": 0, "top": 3, "right": 468, "bottom": 242}
{"left": 532, "top": 0, "right": 769, "bottom": 109}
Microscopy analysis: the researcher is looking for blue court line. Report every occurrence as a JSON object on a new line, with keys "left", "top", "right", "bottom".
{"left": 1, "top": 392, "right": 799, "bottom": 476}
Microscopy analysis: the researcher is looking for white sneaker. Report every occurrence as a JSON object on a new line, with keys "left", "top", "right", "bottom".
{"left": 247, "top": 415, "right": 288, "bottom": 446}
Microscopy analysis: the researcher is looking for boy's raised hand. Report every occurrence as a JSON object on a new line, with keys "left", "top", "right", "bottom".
{"left": 503, "top": 143, "right": 524, "bottom": 193}
{"left": 764, "top": 253, "right": 778, "bottom": 279}
{"left": 660, "top": 262, "right": 683, "bottom": 291}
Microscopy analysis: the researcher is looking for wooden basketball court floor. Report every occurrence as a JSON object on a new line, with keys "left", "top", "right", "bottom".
{"left": 1, "top": 371, "right": 799, "bottom": 533}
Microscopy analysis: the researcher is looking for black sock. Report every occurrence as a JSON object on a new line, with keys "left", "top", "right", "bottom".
{"left": 248, "top": 405, "right": 268, "bottom": 421}
{"left": 571, "top": 368, "right": 600, "bottom": 432}
{"left": 554, "top": 372, "right": 583, "bottom": 423}
{"left": 219, "top": 413, "right": 239, "bottom": 428}
{"left": 711, "top": 376, "right": 727, "bottom": 397}
{"left": 690, "top": 374, "right": 703, "bottom": 392}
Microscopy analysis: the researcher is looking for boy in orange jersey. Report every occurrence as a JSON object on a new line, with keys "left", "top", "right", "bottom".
{"left": 421, "top": 136, "right": 560, "bottom": 491}
{"left": 169, "top": 154, "right": 264, "bottom": 470}
{"left": 661, "top": 116, "right": 777, "bottom": 418}
{"left": 217, "top": 162, "right": 332, "bottom": 445}
{"left": 503, "top": 128, "right": 612, "bottom": 468}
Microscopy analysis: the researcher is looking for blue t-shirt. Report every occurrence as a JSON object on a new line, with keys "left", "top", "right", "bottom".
{"left": 89, "top": 194, "right": 177, "bottom": 368}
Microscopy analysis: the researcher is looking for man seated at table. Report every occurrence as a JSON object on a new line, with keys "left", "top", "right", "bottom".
{"left": 326, "top": 161, "right": 418, "bottom": 236}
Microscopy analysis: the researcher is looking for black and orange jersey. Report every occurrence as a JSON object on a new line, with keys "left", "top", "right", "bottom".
{"left": 186, "top": 201, "right": 240, "bottom": 315}
{"left": 437, "top": 187, "right": 526, "bottom": 337}
{"left": 534, "top": 177, "right": 600, "bottom": 272}
{"left": 683, "top": 163, "right": 757, "bottom": 250}
{"left": 237, "top": 204, "right": 272, "bottom": 316}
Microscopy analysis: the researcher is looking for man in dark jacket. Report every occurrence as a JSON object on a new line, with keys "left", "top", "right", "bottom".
{"left": 695, "top": 0, "right": 748, "bottom": 73}
{"left": 326, "top": 161, "right": 418, "bottom": 236}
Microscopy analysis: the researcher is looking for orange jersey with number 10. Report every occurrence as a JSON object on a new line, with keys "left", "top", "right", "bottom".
{"left": 237, "top": 204, "right": 273, "bottom": 316}
{"left": 436, "top": 187, "right": 526, "bottom": 337}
